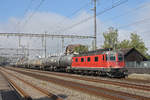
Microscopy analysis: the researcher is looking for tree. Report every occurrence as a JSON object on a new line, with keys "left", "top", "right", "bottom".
{"left": 130, "top": 33, "right": 148, "bottom": 56}
{"left": 146, "top": 54, "right": 150, "bottom": 60}
{"left": 102, "top": 27, "right": 149, "bottom": 59}
{"left": 119, "top": 40, "right": 131, "bottom": 49}
{"left": 102, "top": 27, "right": 119, "bottom": 50}
{"left": 74, "top": 45, "right": 88, "bottom": 54}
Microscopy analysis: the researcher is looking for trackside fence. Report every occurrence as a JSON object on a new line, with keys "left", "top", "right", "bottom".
{"left": 125, "top": 61, "right": 150, "bottom": 68}
{"left": 125, "top": 61, "right": 150, "bottom": 74}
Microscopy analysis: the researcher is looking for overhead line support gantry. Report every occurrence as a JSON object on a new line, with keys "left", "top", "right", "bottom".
{"left": 0, "top": 32, "right": 95, "bottom": 58}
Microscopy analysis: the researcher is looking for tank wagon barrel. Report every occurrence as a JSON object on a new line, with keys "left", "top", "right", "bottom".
{"left": 59, "top": 55, "right": 73, "bottom": 67}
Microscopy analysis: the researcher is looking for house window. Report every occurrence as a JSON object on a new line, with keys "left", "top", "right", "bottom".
{"left": 95, "top": 56, "right": 98, "bottom": 62}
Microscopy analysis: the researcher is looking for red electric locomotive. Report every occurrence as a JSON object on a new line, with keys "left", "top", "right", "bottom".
{"left": 71, "top": 49, "right": 127, "bottom": 77}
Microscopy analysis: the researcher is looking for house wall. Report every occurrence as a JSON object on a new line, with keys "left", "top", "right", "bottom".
{"left": 125, "top": 50, "right": 146, "bottom": 62}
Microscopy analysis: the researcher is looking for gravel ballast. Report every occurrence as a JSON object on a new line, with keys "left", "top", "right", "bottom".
{"left": 3, "top": 68, "right": 108, "bottom": 100}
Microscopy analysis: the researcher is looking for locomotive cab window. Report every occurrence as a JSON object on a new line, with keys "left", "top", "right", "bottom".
{"left": 110, "top": 54, "right": 116, "bottom": 61}
{"left": 118, "top": 54, "right": 123, "bottom": 61}
{"left": 75, "top": 58, "right": 78, "bottom": 62}
{"left": 81, "top": 58, "right": 84, "bottom": 62}
{"left": 87, "top": 57, "right": 91, "bottom": 62}
{"left": 106, "top": 54, "right": 108, "bottom": 61}
{"left": 95, "top": 56, "right": 98, "bottom": 62}
{"left": 103, "top": 55, "right": 104, "bottom": 61}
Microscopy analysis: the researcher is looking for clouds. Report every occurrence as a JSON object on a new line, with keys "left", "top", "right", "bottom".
{"left": 1, "top": 1, "right": 150, "bottom": 57}
{"left": 116, "top": 2, "right": 150, "bottom": 53}
{"left": 0, "top": 11, "right": 105, "bottom": 57}
{"left": 0, "top": 11, "right": 101, "bottom": 34}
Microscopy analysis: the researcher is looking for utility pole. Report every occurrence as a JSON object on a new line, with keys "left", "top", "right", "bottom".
{"left": 44, "top": 32, "right": 47, "bottom": 58}
{"left": 17, "top": 36, "right": 21, "bottom": 58}
{"left": 27, "top": 41, "right": 29, "bottom": 57}
{"left": 93, "top": 0, "right": 97, "bottom": 50}
{"left": 62, "top": 37, "right": 64, "bottom": 53}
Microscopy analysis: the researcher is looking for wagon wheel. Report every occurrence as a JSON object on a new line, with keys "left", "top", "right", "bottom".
{"left": 106, "top": 72, "right": 113, "bottom": 78}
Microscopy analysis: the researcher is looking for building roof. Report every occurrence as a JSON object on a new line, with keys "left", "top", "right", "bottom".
{"left": 74, "top": 48, "right": 113, "bottom": 57}
{"left": 65, "top": 44, "right": 84, "bottom": 54}
{"left": 66, "top": 44, "right": 81, "bottom": 51}
{"left": 118, "top": 48, "right": 133, "bottom": 56}
{"left": 119, "top": 48, "right": 148, "bottom": 61}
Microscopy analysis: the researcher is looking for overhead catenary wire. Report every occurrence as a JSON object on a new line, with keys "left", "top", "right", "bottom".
{"left": 126, "top": 29, "right": 150, "bottom": 37}
{"left": 102, "top": 2, "right": 150, "bottom": 23}
{"left": 52, "top": 1, "right": 91, "bottom": 33}
{"left": 97, "top": 2, "right": 150, "bottom": 37}
{"left": 55, "top": 0, "right": 128, "bottom": 33}
{"left": 118, "top": 17, "right": 150, "bottom": 29}
{"left": 21, "top": 0, "right": 46, "bottom": 29}
{"left": 112, "top": 0, "right": 125, "bottom": 6}
{"left": 66, "top": 2, "right": 91, "bottom": 18}
{"left": 17, "top": 0, "right": 35, "bottom": 32}
{"left": 22, "top": 0, "right": 36, "bottom": 18}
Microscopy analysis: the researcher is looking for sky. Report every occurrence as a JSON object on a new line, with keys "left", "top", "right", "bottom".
{"left": 0, "top": 0, "right": 150, "bottom": 57}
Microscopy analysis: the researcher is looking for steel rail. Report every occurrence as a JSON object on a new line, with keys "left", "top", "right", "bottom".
{"left": 29, "top": 69, "right": 150, "bottom": 91}
{"left": 6, "top": 67, "right": 150, "bottom": 100}
{"left": 13, "top": 67, "right": 150, "bottom": 92}
{"left": 1, "top": 69, "right": 63, "bottom": 100}
{"left": 0, "top": 69, "right": 32, "bottom": 100}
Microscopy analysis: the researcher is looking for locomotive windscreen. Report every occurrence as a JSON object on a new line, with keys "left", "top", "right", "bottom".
{"left": 110, "top": 54, "right": 116, "bottom": 61}
{"left": 118, "top": 54, "right": 123, "bottom": 61}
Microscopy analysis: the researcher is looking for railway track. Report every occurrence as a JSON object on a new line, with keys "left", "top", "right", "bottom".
{"left": 12, "top": 67, "right": 150, "bottom": 84}
{"left": 4, "top": 67, "right": 150, "bottom": 100}
{"left": 10, "top": 67, "right": 150, "bottom": 92}
{"left": 0, "top": 68, "right": 63, "bottom": 100}
{"left": 40, "top": 70, "right": 150, "bottom": 91}
{"left": 122, "top": 78, "right": 150, "bottom": 84}
{"left": 0, "top": 70, "right": 31, "bottom": 100}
